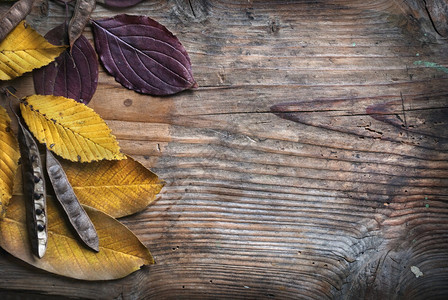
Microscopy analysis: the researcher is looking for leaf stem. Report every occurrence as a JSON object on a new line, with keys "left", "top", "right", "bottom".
{"left": 1, "top": 86, "right": 20, "bottom": 102}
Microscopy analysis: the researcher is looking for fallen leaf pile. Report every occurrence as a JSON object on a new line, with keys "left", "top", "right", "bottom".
{"left": 0, "top": 0, "right": 192, "bottom": 280}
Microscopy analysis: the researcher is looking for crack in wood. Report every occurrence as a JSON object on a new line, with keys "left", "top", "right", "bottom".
{"left": 188, "top": 0, "right": 196, "bottom": 18}
{"left": 423, "top": 0, "right": 441, "bottom": 36}
{"left": 173, "top": 0, "right": 208, "bottom": 22}
{"left": 400, "top": 92, "right": 409, "bottom": 132}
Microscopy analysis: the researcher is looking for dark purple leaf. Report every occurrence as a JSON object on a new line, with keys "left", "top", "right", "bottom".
{"left": 33, "top": 24, "right": 98, "bottom": 104}
{"left": 96, "top": 0, "right": 144, "bottom": 8}
{"left": 44, "top": 22, "right": 69, "bottom": 46}
{"left": 91, "top": 14, "right": 197, "bottom": 96}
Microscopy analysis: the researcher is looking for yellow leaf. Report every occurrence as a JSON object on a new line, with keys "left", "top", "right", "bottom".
{"left": 61, "top": 155, "right": 164, "bottom": 218}
{"left": 0, "top": 21, "right": 66, "bottom": 81}
{"left": 20, "top": 95, "right": 125, "bottom": 162}
{"left": 0, "top": 105, "right": 20, "bottom": 218}
{"left": 0, "top": 194, "right": 154, "bottom": 280}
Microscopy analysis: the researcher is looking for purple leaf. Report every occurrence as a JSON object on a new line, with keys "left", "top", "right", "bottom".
{"left": 44, "top": 22, "right": 69, "bottom": 46}
{"left": 91, "top": 14, "right": 197, "bottom": 96}
{"left": 33, "top": 24, "right": 98, "bottom": 104}
{"left": 96, "top": 0, "right": 144, "bottom": 8}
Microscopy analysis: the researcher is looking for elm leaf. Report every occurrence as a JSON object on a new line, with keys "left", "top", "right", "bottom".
{"left": 96, "top": 0, "right": 144, "bottom": 8}
{"left": 91, "top": 14, "right": 197, "bottom": 96}
{"left": 61, "top": 155, "right": 164, "bottom": 218}
{"left": 20, "top": 95, "right": 125, "bottom": 162}
{"left": 0, "top": 105, "right": 20, "bottom": 219}
{"left": 33, "top": 24, "right": 98, "bottom": 104}
{"left": 0, "top": 21, "right": 66, "bottom": 81}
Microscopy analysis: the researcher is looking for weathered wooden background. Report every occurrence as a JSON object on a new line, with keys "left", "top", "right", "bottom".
{"left": 1, "top": 0, "right": 448, "bottom": 299}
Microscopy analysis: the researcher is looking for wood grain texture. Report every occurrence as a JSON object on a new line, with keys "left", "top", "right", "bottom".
{"left": 1, "top": 0, "right": 448, "bottom": 299}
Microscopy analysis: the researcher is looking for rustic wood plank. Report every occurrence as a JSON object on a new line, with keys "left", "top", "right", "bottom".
{"left": 1, "top": 0, "right": 448, "bottom": 299}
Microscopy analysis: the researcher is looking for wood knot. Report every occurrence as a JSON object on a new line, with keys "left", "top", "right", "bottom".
{"left": 268, "top": 18, "right": 280, "bottom": 34}
{"left": 123, "top": 99, "right": 133, "bottom": 107}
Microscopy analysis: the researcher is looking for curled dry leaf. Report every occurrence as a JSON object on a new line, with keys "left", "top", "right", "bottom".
{"left": 46, "top": 148, "right": 99, "bottom": 252}
{"left": 0, "top": 0, "right": 35, "bottom": 42}
{"left": 68, "top": 0, "right": 95, "bottom": 48}
{"left": 92, "top": 14, "right": 197, "bottom": 95}
{"left": 61, "top": 155, "right": 164, "bottom": 218}
{"left": 33, "top": 24, "right": 99, "bottom": 104}
{"left": 96, "top": 0, "right": 144, "bottom": 8}
{"left": 0, "top": 193, "right": 154, "bottom": 280}
{"left": 0, "top": 105, "right": 20, "bottom": 219}
{"left": 13, "top": 108, "right": 48, "bottom": 258}
{"left": 20, "top": 95, "right": 125, "bottom": 162}
{"left": 0, "top": 21, "right": 66, "bottom": 81}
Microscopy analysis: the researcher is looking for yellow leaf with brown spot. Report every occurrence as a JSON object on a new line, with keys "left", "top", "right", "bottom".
{"left": 0, "top": 21, "right": 66, "bottom": 81}
{"left": 0, "top": 105, "right": 20, "bottom": 218}
{"left": 61, "top": 155, "right": 164, "bottom": 218}
{"left": 20, "top": 95, "right": 125, "bottom": 162}
{"left": 0, "top": 193, "right": 154, "bottom": 280}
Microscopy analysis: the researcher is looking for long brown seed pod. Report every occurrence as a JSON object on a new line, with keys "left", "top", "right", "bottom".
{"left": 45, "top": 148, "right": 99, "bottom": 252}
{"left": 0, "top": 0, "right": 36, "bottom": 42}
{"left": 68, "top": 0, "right": 95, "bottom": 48}
{"left": 13, "top": 109, "right": 47, "bottom": 258}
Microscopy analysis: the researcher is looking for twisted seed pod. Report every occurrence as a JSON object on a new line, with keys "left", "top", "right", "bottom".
{"left": 14, "top": 110, "right": 47, "bottom": 258}
{"left": 46, "top": 148, "right": 99, "bottom": 252}
{"left": 68, "top": 0, "right": 95, "bottom": 48}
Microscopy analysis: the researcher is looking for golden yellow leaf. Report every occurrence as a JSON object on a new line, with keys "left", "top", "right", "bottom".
{"left": 0, "top": 21, "right": 66, "bottom": 81}
{"left": 20, "top": 95, "right": 125, "bottom": 162}
{"left": 61, "top": 155, "right": 164, "bottom": 218}
{"left": 0, "top": 193, "right": 154, "bottom": 280}
{"left": 0, "top": 105, "right": 20, "bottom": 218}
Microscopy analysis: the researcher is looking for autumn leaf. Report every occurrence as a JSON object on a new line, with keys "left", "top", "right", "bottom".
{"left": 92, "top": 14, "right": 197, "bottom": 95}
{"left": 0, "top": 21, "right": 66, "bottom": 81}
{"left": 20, "top": 95, "right": 125, "bottom": 162}
{"left": 0, "top": 193, "right": 154, "bottom": 280}
{"left": 0, "top": 105, "right": 20, "bottom": 219}
{"left": 33, "top": 23, "right": 99, "bottom": 104}
{"left": 61, "top": 155, "right": 164, "bottom": 218}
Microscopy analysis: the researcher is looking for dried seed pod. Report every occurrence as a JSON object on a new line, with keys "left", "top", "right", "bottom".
{"left": 0, "top": 0, "right": 36, "bottom": 42}
{"left": 13, "top": 109, "right": 47, "bottom": 258}
{"left": 68, "top": 0, "right": 95, "bottom": 48}
{"left": 45, "top": 148, "right": 99, "bottom": 252}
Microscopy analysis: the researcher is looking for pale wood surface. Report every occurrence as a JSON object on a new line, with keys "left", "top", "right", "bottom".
{"left": 1, "top": 0, "right": 448, "bottom": 299}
